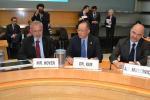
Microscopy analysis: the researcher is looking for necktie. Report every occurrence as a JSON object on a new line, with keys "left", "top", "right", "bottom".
{"left": 81, "top": 40, "right": 86, "bottom": 57}
{"left": 128, "top": 43, "right": 136, "bottom": 61}
{"left": 12, "top": 24, "right": 14, "bottom": 31}
{"left": 36, "top": 40, "right": 41, "bottom": 58}
{"left": 93, "top": 12, "right": 96, "bottom": 18}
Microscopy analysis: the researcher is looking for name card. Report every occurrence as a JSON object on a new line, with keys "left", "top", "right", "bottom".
{"left": 33, "top": 58, "right": 58, "bottom": 68}
{"left": 123, "top": 64, "right": 150, "bottom": 78}
{"left": 73, "top": 58, "right": 99, "bottom": 70}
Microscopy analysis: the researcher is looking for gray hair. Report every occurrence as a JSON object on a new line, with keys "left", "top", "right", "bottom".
{"left": 108, "top": 9, "right": 114, "bottom": 13}
{"left": 30, "top": 21, "right": 43, "bottom": 29}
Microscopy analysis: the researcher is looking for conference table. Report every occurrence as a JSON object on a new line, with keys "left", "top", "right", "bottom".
{"left": 0, "top": 60, "right": 149, "bottom": 100}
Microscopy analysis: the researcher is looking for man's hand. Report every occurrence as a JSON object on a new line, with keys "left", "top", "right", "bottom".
{"left": 35, "top": 9, "right": 39, "bottom": 16}
{"left": 66, "top": 57, "right": 73, "bottom": 65}
{"left": 129, "top": 61, "right": 141, "bottom": 66}
{"left": 92, "top": 21, "right": 98, "bottom": 24}
{"left": 11, "top": 34, "right": 17, "bottom": 39}
{"left": 113, "top": 60, "right": 124, "bottom": 69}
{"left": 27, "top": 33, "right": 32, "bottom": 37}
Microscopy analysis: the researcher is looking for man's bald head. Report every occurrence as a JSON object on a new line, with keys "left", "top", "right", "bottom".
{"left": 130, "top": 23, "right": 145, "bottom": 42}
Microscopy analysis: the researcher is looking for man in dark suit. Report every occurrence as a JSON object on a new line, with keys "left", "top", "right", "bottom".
{"left": 66, "top": 21, "right": 103, "bottom": 64}
{"left": 89, "top": 6, "right": 101, "bottom": 36}
{"left": 105, "top": 9, "right": 116, "bottom": 52}
{"left": 32, "top": 3, "right": 50, "bottom": 36}
{"left": 110, "top": 23, "right": 150, "bottom": 67}
{"left": 18, "top": 21, "right": 54, "bottom": 60}
{"left": 79, "top": 5, "right": 90, "bottom": 22}
{"left": 6, "top": 17, "right": 21, "bottom": 59}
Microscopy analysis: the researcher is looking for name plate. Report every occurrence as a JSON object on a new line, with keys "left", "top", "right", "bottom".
{"left": 73, "top": 58, "right": 99, "bottom": 70}
{"left": 123, "top": 64, "right": 150, "bottom": 78}
{"left": 33, "top": 58, "right": 58, "bottom": 68}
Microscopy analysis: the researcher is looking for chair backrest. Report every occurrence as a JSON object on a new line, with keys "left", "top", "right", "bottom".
{"left": 56, "top": 27, "right": 68, "bottom": 41}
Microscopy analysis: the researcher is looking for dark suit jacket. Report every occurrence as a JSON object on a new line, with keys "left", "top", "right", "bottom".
{"left": 31, "top": 12, "right": 50, "bottom": 36}
{"left": 105, "top": 16, "right": 116, "bottom": 29}
{"left": 78, "top": 12, "right": 90, "bottom": 22}
{"left": 89, "top": 12, "right": 101, "bottom": 24}
{"left": 110, "top": 38, "right": 150, "bottom": 66}
{"left": 67, "top": 34, "right": 103, "bottom": 62}
{"left": 18, "top": 36, "right": 54, "bottom": 60}
{"left": 6, "top": 24, "right": 21, "bottom": 44}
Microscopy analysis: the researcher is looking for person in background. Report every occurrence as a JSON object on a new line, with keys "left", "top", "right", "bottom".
{"left": 89, "top": 6, "right": 101, "bottom": 37}
{"left": 6, "top": 17, "right": 21, "bottom": 59}
{"left": 32, "top": 3, "right": 50, "bottom": 36}
{"left": 110, "top": 23, "right": 150, "bottom": 68}
{"left": 18, "top": 21, "right": 54, "bottom": 60}
{"left": 23, "top": 20, "right": 32, "bottom": 39}
{"left": 105, "top": 9, "right": 116, "bottom": 52}
{"left": 66, "top": 21, "right": 103, "bottom": 65}
{"left": 0, "top": 26, "right": 6, "bottom": 40}
{"left": 79, "top": 5, "right": 90, "bottom": 22}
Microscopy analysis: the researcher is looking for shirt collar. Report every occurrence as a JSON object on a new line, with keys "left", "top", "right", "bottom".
{"left": 34, "top": 37, "right": 42, "bottom": 42}
{"left": 130, "top": 40, "right": 138, "bottom": 46}
{"left": 81, "top": 36, "right": 88, "bottom": 41}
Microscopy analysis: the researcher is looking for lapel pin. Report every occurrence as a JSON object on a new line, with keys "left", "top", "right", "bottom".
{"left": 90, "top": 42, "right": 92, "bottom": 45}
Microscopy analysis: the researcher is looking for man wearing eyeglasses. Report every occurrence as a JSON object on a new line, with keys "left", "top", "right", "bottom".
{"left": 110, "top": 23, "right": 150, "bottom": 67}
{"left": 66, "top": 21, "right": 103, "bottom": 65}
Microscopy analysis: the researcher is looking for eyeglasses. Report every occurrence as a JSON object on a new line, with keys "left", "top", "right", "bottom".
{"left": 77, "top": 29, "right": 88, "bottom": 32}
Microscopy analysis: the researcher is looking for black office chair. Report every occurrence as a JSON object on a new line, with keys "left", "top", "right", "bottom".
{"left": 55, "top": 27, "right": 69, "bottom": 49}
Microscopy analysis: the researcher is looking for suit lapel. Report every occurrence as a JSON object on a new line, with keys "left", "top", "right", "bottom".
{"left": 42, "top": 37, "right": 47, "bottom": 58}
{"left": 77, "top": 36, "right": 81, "bottom": 57}
{"left": 31, "top": 36, "right": 36, "bottom": 57}
{"left": 87, "top": 35, "right": 92, "bottom": 58}
{"left": 125, "top": 39, "right": 130, "bottom": 60}
{"left": 136, "top": 39, "right": 143, "bottom": 60}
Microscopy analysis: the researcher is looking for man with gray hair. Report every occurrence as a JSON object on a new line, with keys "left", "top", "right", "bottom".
{"left": 18, "top": 21, "right": 54, "bottom": 60}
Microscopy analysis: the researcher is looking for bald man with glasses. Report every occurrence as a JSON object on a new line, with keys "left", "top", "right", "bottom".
{"left": 110, "top": 23, "right": 150, "bottom": 68}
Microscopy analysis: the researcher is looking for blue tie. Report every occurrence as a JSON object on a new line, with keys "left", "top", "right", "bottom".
{"left": 81, "top": 40, "right": 86, "bottom": 57}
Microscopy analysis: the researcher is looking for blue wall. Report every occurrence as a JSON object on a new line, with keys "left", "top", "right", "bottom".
{"left": 0, "top": 0, "right": 135, "bottom": 11}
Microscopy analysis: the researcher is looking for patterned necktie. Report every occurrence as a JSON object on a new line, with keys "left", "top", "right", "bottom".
{"left": 81, "top": 40, "right": 86, "bottom": 57}
{"left": 36, "top": 40, "right": 41, "bottom": 58}
{"left": 128, "top": 43, "right": 136, "bottom": 61}
{"left": 93, "top": 12, "right": 96, "bottom": 18}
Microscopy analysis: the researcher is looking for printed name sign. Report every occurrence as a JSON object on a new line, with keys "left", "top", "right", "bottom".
{"left": 33, "top": 58, "right": 58, "bottom": 68}
{"left": 73, "top": 58, "right": 99, "bottom": 70}
{"left": 123, "top": 64, "right": 150, "bottom": 78}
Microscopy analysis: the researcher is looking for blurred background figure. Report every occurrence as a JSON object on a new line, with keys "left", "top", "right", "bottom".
{"left": 0, "top": 26, "right": 6, "bottom": 40}
{"left": 32, "top": 3, "right": 50, "bottom": 36}
{"left": 23, "top": 20, "right": 32, "bottom": 39}
{"left": 6, "top": 17, "right": 21, "bottom": 59}
{"left": 105, "top": 9, "right": 116, "bottom": 52}
{"left": 79, "top": 5, "right": 90, "bottom": 22}
{"left": 89, "top": 6, "right": 101, "bottom": 37}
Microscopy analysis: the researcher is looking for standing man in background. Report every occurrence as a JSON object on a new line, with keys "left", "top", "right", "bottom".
{"left": 79, "top": 5, "right": 90, "bottom": 22}
{"left": 6, "top": 17, "right": 21, "bottom": 59}
{"left": 105, "top": 9, "right": 116, "bottom": 52}
{"left": 32, "top": 3, "right": 50, "bottom": 36}
{"left": 89, "top": 6, "right": 101, "bottom": 37}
